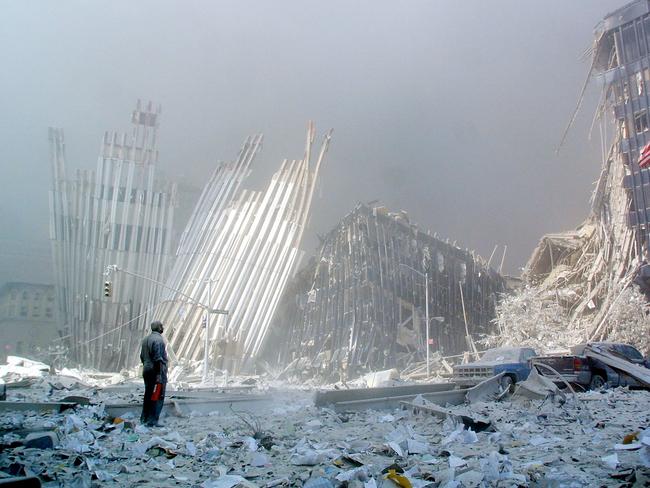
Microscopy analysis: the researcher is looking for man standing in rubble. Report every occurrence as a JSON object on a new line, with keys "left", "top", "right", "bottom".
{"left": 140, "top": 321, "right": 168, "bottom": 427}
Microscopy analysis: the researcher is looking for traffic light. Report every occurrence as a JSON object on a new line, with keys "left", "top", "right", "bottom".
{"left": 103, "top": 281, "right": 112, "bottom": 298}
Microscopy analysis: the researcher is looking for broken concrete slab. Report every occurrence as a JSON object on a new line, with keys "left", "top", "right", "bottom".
{"left": 0, "top": 401, "right": 77, "bottom": 414}
{"left": 105, "top": 393, "right": 274, "bottom": 418}
{"left": 314, "top": 382, "right": 456, "bottom": 408}
{"left": 464, "top": 373, "right": 505, "bottom": 404}
{"left": 23, "top": 432, "right": 58, "bottom": 450}
{"left": 323, "top": 374, "right": 505, "bottom": 412}
{"left": 584, "top": 344, "right": 650, "bottom": 387}
{"left": 329, "top": 389, "right": 467, "bottom": 412}
{"left": 515, "top": 366, "right": 565, "bottom": 400}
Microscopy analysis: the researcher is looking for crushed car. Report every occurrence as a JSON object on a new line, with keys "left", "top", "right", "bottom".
{"left": 532, "top": 342, "right": 650, "bottom": 390}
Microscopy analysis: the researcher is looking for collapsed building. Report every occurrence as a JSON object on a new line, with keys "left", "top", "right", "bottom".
{"left": 49, "top": 101, "right": 177, "bottom": 371}
{"left": 155, "top": 124, "right": 332, "bottom": 374}
{"left": 495, "top": 0, "right": 650, "bottom": 353}
{"left": 49, "top": 106, "right": 332, "bottom": 373}
{"left": 266, "top": 204, "right": 506, "bottom": 377}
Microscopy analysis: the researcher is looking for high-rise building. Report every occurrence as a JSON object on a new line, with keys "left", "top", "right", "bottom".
{"left": 49, "top": 101, "right": 177, "bottom": 371}
{"left": 267, "top": 204, "right": 505, "bottom": 377}
{"left": 594, "top": 0, "right": 650, "bottom": 255}
{"left": 0, "top": 282, "right": 59, "bottom": 363}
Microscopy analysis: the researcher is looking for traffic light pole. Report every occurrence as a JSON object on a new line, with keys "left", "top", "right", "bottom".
{"left": 104, "top": 265, "right": 228, "bottom": 315}
{"left": 105, "top": 265, "right": 228, "bottom": 382}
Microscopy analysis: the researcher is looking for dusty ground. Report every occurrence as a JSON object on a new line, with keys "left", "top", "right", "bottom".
{"left": 2, "top": 381, "right": 650, "bottom": 487}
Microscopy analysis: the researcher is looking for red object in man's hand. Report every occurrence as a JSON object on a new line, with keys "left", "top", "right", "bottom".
{"left": 151, "top": 383, "right": 162, "bottom": 401}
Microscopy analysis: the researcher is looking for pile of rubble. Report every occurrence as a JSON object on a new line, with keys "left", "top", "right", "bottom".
{"left": 485, "top": 120, "right": 650, "bottom": 356}
{"left": 487, "top": 284, "right": 650, "bottom": 356}
{"left": 3, "top": 370, "right": 650, "bottom": 486}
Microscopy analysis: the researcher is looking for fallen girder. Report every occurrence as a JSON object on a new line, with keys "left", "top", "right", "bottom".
{"left": 319, "top": 374, "right": 504, "bottom": 412}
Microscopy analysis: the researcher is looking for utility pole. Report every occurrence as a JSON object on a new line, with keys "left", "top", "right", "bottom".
{"left": 399, "top": 263, "right": 430, "bottom": 378}
{"left": 424, "top": 271, "right": 430, "bottom": 379}
{"left": 202, "top": 278, "right": 217, "bottom": 384}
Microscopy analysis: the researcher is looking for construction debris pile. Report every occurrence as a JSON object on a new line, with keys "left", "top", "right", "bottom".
{"left": 487, "top": 1, "right": 650, "bottom": 354}
{"left": 4, "top": 361, "right": 650, "bottom": 487}
{"left": 266, "top": 204, "right": 505, "bottom": 381}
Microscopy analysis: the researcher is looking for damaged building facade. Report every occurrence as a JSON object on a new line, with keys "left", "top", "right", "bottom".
{"left": 49, "top": 101, "right": 177, "bottom": 371}
{"left": 267, "top": 204, "right": 505, "bottom": 377}
{"left": 593, "top": 0, "right": 650, "bottom": 253}
{"left": 48, "top": 103, "right": 331, "bottom": 373}
{"left": 155, "top": 124, "right": 332, "bottom": 375}
{"left": 496, "top": 1, "right": 650, "bottom": 352}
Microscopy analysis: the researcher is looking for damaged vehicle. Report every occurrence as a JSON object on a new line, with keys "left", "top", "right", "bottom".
{"left": 451, "top": 347, "right": 537, "bottom": 390}
{"left": 532, "top": 342, "right": 650, "bottom": 390}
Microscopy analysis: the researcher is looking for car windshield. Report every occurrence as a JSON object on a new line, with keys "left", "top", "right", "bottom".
{"left": 480, "top": 348, "right": 521, "bottom": 362}
{"left": 613, "top": 344, "right": 643, "bottom": 361}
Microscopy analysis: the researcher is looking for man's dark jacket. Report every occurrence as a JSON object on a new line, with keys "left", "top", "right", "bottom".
{"left": 140, "top": 331, "right": 168, "bottom": 383}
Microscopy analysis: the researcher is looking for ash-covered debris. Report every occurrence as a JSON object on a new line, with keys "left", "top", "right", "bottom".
{"left": 3, "top": 358, "right": 650, "bottom": 487}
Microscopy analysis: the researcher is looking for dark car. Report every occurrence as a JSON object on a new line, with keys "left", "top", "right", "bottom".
{"left": 452, "top": 347, "right": 537, "bottom": 389}
{"left": 533, "top": 342, "right": 649, "bottom": 390}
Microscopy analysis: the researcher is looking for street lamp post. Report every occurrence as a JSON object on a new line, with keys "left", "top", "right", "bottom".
{"left": 424, "top": 271, "right": 429, "bottom": 379}
{"left": 399, "top": 263, "right": 430, "bottom": 378}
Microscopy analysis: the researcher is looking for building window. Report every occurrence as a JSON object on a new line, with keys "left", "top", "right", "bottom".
{"left": 10, "top": 291, "right": 17, "bottom": 300}
{"left": 47, "top": 295, "right": 54, "bottom": 302}
{"left": 635, "top": 110, "right": 649, "bottom": 133}
{"left": 20, "top": 306, "right": 28, "bottom": 317}
{"left": 34, "top": 293, "right": 41, "bottom": 301}
{"left": 33, "top": 306, "right": 40, "bottom": 318}
{"left": 459, "top": 262, "right": 467, "bottom": 284}
{"left": 437, "top": 252, "right": 445, "bottom": 273}
{"left": 45, "top": 308, "right": 53, "bottom": 318}
{"left": 22, "top": 291, "right": 29, "bottom": 300}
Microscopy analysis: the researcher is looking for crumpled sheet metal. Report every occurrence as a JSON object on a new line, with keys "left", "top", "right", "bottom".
{"left": 513, "top": 366, "right": 564, "bottom": 400}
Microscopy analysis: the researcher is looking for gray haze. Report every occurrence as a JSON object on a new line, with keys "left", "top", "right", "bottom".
{"left": 0, "top": 0, "right": 626, "bottom": 284}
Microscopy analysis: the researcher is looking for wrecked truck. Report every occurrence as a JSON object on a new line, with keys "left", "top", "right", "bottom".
{"left": 452, "top": 347, "right": 537, "bottom": 390}
{"left": 533, "top": 342, "right": 650, "bottom": 390}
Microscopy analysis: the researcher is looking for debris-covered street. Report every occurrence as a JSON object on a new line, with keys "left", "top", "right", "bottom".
{"left": 3, "top": 362, "right": 650, "bottom": 487}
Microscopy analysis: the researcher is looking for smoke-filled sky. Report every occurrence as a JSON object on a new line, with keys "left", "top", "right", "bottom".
{"left": 0, "top": 0, "right": 627, "bottom": 284}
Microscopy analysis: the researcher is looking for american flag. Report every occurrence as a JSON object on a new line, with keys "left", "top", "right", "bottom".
{"left": 640, "top": 143, "right": 650, "bottom": 169}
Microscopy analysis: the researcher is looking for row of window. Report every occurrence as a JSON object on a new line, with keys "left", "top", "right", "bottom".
{"left": 54, "top": 215, "right": 169, "bottom": 253}
{"left": 98, "top": 184, "right": 165, "bottom": 207}
{"left": 611, "top": 68, "right": 650, "bottom": 103}
{"left": 619, "top": 17, "right": 650, "bottom": 65}
{"left": 4, "top": 304, "right": 54, "bottom": 319}
{"left": 620, "top": 109, "right": 650, "bottom": 138}
{"left": 8, "top": 291, "right": 55, "bottom": 302}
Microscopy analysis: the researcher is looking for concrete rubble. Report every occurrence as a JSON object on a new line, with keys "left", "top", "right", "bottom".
{"left": 2, "top": 357, "right": 650, "bottom": 487}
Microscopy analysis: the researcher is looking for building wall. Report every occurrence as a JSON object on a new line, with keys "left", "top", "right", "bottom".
{"left": 595, "top": 0, "right": 650, "bottom": 255}
{"left": 0, "top": 282, "right": 60, "bottom": 362}
{"left": 49, "top": 101, "right": 177, "bottom": 371}
{"left": 266, "top": 205, "right": 505, "bottom": 376}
